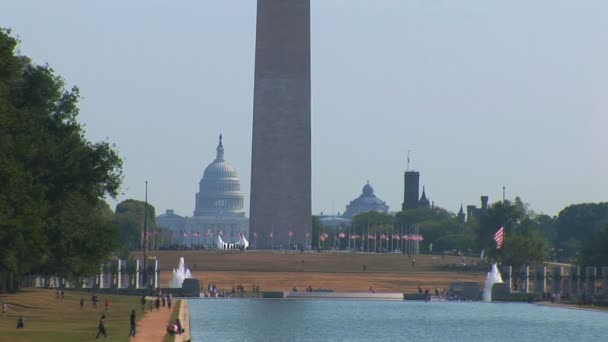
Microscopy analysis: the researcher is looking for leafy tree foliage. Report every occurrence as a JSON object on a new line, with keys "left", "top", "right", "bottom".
{"left": 478, "top": 198, "right": 550, "bottom": 278}
{"left": 114, "top": 199, "right": 158, "bottom": 252}
{"left": 578, "top": 225, "right": 608, "bottom": 267}
{"left": 0, "top": 29, "right": 123, "bottom": 292}
{"left": 555, "top": 203, "right": 608, "bottom": 259}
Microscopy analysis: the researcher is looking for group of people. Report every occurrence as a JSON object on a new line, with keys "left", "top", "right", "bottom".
{"left": 292, "top": 285, "right": 314, "bottom": 292}
{"left": 2, "top": 302, "right": 25, "bottom": 330}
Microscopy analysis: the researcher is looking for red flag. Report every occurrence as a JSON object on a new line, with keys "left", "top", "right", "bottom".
{"left": 494, "top": 227, "right": 504, "bottom": 250}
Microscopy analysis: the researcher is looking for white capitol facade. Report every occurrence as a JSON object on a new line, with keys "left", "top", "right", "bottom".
{"left": 156, "top": 135, "right": 249, "bottom": 245}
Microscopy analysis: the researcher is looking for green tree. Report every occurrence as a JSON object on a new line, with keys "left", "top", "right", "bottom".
{"left": 555, "top": 203, "right": 608, "bottom": 259}
{"left": 394, "top": 207, "right": 475, "bottom": 253}
{"left": 0, "top": 29, "right": 123, "bottom": 292}
{"left": 114, "top": 199, "right": 157, "bottom": 252}
{"left": 578, "top": 225, "right": 608, "bottom": 267}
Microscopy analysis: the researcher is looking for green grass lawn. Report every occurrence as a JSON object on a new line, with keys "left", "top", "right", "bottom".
{"left": 0, "top": 288, "right": 148, "bottom": 342}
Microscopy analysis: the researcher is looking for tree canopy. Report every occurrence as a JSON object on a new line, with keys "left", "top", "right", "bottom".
{"left": 0, "top": 29, "right": 123, "bottom": 292}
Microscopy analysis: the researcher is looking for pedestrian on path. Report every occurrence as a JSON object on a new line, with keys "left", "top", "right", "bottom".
{"left": 140, "top": 295, "right": 146, "bottom": 312}
{"left": 16, "top": 315, "right": 24, "bottom": 329}
{"left": 96, "top": 315, "right": 107, "bottom": 339}
{"left": 129, "top": 309, "right": 136, "bottom": 337}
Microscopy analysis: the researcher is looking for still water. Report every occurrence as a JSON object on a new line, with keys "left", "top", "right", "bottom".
{"left": 189, "top": 299, "right": 607, "bottom": 342}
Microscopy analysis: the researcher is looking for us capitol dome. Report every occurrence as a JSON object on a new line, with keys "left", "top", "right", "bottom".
{"left": 194, "top": 134, "right": 245, "bottom": 217}
{"left": 157, "top": 135, "right": 248, "bottom": 246}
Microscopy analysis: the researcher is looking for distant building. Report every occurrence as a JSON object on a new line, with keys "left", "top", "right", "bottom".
{"left": 402, "top": 171, "right": 420, "bottom": 210}
{"left": 342, "top": 181, "right": 389, "bottom": 219}
{"left": 318, "top": 213, "right": 351, "bottom": 229}
{"left": 402, "top": 170, "right": 432, "bottom": 211}
{"left": 457, "top": 204, "right": 466, "bottom": 223}
{"left": 466, "top": 196, "right": 489, "bottom": 222}
{"left": 156, "top": 135, "right": 249, "bottom": 245}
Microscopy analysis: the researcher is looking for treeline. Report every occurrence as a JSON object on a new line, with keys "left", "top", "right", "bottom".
{"left": 313, "top": 198, "right": 608, "bottom": 270}
{"left": 0, "top": 29, "right": 123, "bottom": 292}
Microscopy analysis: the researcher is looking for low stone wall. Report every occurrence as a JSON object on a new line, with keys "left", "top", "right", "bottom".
{"left": 285, "top": 292, "right": 404, "bottom": 300}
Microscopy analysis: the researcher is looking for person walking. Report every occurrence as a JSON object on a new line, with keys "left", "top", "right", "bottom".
{"left": 140, "top": 295, "right": 146, "bottom": 312}
{"left": 16, "top": 315, "right": 24, "bottom": 329}
{"left": 80, "top": 298, "right": 84, "bottom": 310}
{"left": 129, "top": 310, "right": 136, "bottom": 337}
{"left": 96, "top": 315, "right": 107, "bottom": 339}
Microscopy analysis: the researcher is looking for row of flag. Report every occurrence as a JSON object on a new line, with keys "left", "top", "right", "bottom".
{"left": 146, "top": 230, "right": 427, "bottom": 242}
{"left": 146, "top": 231, "right": 247, "bottom": 238}
{"left": 332, "top": 233, "right": 424, "bottom": 241}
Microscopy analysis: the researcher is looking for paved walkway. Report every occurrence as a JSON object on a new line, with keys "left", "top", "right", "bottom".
{"left": 130, "top": 301, "right": 174, "bottom": 342}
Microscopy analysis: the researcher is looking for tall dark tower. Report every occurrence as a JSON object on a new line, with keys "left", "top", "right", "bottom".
{"left": 249, "top": 0, "right": 311, "bottom": 249}
{"left": 402, "top": 171, "right": 420, "bottom": 211}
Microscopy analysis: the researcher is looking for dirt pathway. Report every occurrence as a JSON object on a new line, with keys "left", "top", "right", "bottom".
{"left": 130, "top": 301, "right": 174, "bottom": 342}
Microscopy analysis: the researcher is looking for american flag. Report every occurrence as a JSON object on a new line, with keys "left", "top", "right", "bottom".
{"left": 289, "top": 231, "right": 293, "bottom": 237}
{"left": 368, "top": 234, "right": 375, "bottom": 240}
{"left": 494, "top": 227, "right": 505, "bottom": 250}
{"left": 393, "top": 234, "right": 401, "bottom": 240}
{"left": 183, "top": 232, "right": 189, "bottom": 237}
{"left": 253, "top": 232, "right": 257, "bottom": 237}
{"left": 339, "top": 232, "right": 346, "bottom": 239}
{"left": 380, "top": 234, "right": 387, "bottom": 240}
{"left": 402, "top": 234, "right": 410, "bottom": 240}
{"left": 193, "top": 232, "right": 200, "bottom": 238}
{"left": 269, "top": 232, "right": 273, "bottom": 238}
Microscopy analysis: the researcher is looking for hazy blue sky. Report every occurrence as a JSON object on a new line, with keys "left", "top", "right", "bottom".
{"left": 3, "top": 0, "right": 607, "bottom": 218}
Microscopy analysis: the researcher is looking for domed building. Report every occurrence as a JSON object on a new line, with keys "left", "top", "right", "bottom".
{"left": 194, "top": 134, "right": 245, "bottom": 217}
{"left": 157, "top": 135, "right": 248, "bottom": 246}
{"left": 342, "top": 181, "right": 389, "bottom": 219}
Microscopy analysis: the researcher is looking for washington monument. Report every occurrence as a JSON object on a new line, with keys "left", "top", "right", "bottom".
{"left": 249, "top": 0, "right": 311, "bottom": 249}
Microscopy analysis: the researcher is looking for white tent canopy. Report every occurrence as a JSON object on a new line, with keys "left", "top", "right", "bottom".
{"left": 215, "top": 234, "right": 249, "bottom": 249}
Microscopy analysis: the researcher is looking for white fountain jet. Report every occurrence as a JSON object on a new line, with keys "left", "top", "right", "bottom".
{"left": 170, "top": 257, "right": 192, "bottom": 288}
{"left": 483, "top": 263, "right": 503, "bottom": 302}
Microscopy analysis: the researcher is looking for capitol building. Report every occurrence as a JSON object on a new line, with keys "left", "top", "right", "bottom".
{"left": 156, "top": 135, "right": 249, "bottom": 245}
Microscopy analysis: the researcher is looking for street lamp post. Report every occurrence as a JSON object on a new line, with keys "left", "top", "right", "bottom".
{"left": 143, "top": 181, "right": 148, "bottom": 289}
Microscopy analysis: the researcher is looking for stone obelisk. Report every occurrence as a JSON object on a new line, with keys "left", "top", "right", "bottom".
{"left": 250, "top": 0, "right": 311, "bottom": 249}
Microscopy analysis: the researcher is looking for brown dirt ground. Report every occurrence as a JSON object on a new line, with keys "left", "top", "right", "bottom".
{"left": 133, "top": 251, "right": 484, "bottom": 293}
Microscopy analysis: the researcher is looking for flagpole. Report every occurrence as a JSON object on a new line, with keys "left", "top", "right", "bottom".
{"left": 142, "top": 180, "right": 148, "bottom": 288}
